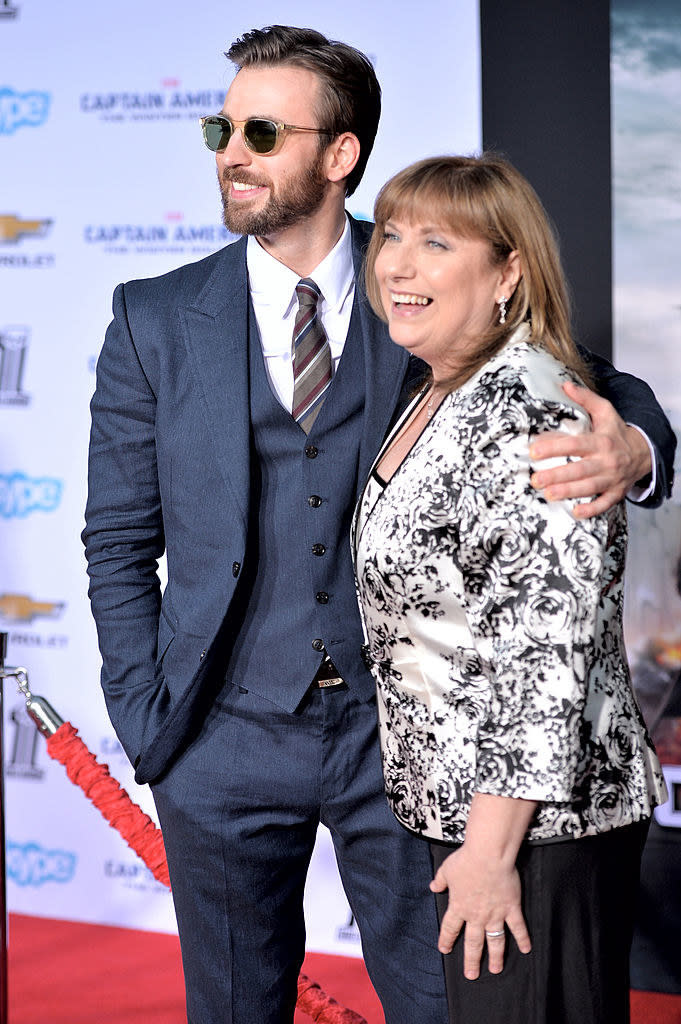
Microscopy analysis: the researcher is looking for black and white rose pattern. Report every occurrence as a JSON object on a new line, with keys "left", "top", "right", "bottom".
{"left": 353, "top": 330, "right": 666, "bottom": 844}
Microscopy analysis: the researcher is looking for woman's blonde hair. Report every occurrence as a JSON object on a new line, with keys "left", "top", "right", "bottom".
{"left": 364, "top": 153, "right": 591, "bottom": 389}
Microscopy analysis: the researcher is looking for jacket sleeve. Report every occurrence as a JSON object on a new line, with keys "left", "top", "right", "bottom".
{"left": 579, "top": 345, "right": 676, "bottom": 506}
{"left": 82, "top": 282, "right": 169, "bottom": 766}
{"left": 453, "top": 393, "right": 613, "bottom": 804}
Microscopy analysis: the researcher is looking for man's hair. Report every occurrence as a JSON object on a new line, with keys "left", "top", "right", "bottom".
{"left": 365, "top": 153, "right": 592, "bottom": 390}
{"left": 226, "top": 25, "right": 381, "bottom": 197}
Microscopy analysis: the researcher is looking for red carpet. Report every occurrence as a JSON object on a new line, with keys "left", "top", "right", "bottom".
{"left": 6, "top": 913, "right": 681, "bottom": 1023}
{"left": 6, "top": 913, "right": 384, "bottom": 1023}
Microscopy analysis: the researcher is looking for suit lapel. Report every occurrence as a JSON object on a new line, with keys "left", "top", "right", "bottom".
{"left": 178, "top": 238, "right": 251, "bottom": 522}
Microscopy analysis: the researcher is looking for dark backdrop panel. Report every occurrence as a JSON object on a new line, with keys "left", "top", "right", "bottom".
{"left": 480, "top": 0, "right": 612, "bottom": 358}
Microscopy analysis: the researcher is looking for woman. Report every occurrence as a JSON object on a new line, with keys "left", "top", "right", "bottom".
{"left": 352, "top": 154, "right": 666, "bottom": 1023}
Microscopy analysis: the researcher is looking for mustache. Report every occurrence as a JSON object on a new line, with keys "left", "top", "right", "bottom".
{"left": 219, "top": 167, "right": 270, "bottom": 189}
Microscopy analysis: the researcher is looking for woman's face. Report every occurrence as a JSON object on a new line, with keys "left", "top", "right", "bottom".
{"left": 374, "top": 215, "right": 516, "bottom": 380}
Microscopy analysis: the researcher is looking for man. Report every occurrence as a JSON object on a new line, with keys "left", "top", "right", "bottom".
{"left": 82, "top": 25, "right": 675, "bottom": 1024}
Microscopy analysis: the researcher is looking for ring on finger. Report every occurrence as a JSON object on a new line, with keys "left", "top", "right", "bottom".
{"left": 485, "top": 930, "right": 505, "bottom": 938}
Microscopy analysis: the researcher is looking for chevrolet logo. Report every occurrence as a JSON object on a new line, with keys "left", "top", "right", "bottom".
{"left": 0, "top": 593, "right": 65, "bottom": 623}
{"left": 0, "top": 215, "right": 53, "bottom": 244}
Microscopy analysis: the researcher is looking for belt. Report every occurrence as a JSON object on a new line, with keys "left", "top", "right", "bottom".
{"left": 312, "top": 654, "right": 344, "bottom": 689}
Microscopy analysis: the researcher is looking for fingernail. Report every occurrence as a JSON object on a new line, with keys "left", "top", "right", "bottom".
{"left": 544, "top": 488, "right": 555, "bottom": 501}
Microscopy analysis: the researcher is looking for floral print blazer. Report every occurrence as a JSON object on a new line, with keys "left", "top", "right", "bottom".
{"left": 353, "top": 326, "right": 666, "bottom": 845}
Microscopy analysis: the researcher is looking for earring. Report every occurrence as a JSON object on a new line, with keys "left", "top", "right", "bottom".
{"left": 497, "top": 296, "right": 507, "bottom": 325}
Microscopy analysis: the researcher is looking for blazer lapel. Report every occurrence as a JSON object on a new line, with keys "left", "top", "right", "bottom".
{"left": 179, "top": 238, "right": 251, "bottom": 522}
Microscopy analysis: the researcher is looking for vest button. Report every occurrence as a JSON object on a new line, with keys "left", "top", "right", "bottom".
{"left": 232, "top": 561, "right": 241, "bottom": 577}
{"left": 316, "top": 591, "right": 329, "bottom": 604}
{"left": 305, "top": 445, "right": 318, "bottom": 459}
{"left": 308, "top": 495, "right": 322, "bottom": 508}
{"left": 312, "top": 543, "right": 326, "bottom": 556}
{"left": 312, "top": 638, "right": 325, "bottom": 652}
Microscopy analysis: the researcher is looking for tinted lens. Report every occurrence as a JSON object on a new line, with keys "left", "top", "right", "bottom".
{"left": 243, "top": 118, "right": 279, "bottom": 154}
{"left": 202, "top": 117, "right": 232, "bottom": 152}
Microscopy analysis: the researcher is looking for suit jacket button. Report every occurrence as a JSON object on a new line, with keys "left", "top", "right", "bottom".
{"left": 312, "top": 638, "right": 324, "bottom": 652}
{"left": 312, "top": 543, "right": 326, "bottom": 556}
{"left": 305, "top": 445, "right": 318, "bottom": 459}
{"left": 232, "top": 561, "right": 241, "bottom": 577}
{"left": 316, "top": 591, "right": 329, "bottom": 604}
{"left": 199, "top": 648, "right": 207, "bottom": 660}
{"left": 308, "top": 495, "right": 322, "bottom": 508}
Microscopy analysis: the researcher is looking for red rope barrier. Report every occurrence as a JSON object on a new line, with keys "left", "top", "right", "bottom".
{"left": 44, "top": 721, "right": 368, "bottom": 1024}
{"left": 46, "top": 723, "right": 170, "bottom": 888}
{"left": 297, "top": 974, "right": 368, "bottom": 1024}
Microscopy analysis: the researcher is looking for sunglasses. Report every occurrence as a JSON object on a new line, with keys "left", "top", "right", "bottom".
{"left": 200, "top": 115, "right": 335, "bottom": 155}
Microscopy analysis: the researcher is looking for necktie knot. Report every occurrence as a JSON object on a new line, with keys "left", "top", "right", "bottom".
{"left": 295, "top": 278, "right": 322, "bottom": 309}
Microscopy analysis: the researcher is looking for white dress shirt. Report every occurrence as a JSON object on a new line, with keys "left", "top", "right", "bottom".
{"left": 246, "top": 218, "right": 355, "bottom": 412}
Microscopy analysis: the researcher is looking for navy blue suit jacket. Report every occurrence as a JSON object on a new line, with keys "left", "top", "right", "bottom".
{"left": 83, "top": 218, "right": 413, "bottom": 783}
{"left": 83, "top": 216, "right": 675, "bottom": 785}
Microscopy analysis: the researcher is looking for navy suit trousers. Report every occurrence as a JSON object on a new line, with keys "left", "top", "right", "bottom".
{"left": 151, "top": 680, "right": 448, "bottom": 1024}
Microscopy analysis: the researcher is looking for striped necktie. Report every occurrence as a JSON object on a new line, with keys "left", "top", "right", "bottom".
{"left": 291, "top": 278, "right": 332, "bottom": 434}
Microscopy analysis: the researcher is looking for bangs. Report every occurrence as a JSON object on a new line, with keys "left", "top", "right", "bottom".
{"left": 374, "top": 161, "right": 491, "bottom": 241}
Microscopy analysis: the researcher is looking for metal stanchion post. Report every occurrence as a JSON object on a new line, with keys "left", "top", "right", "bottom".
{"left": 0, "top": 630, "right": 8, "bottom": 1024}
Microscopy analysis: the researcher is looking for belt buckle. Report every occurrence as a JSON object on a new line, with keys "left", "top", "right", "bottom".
{"left": 317, "top": 675, "right": 344, "bottom": 689}
{"left": 315, "top": 654, "right": 344, "bottom": 689}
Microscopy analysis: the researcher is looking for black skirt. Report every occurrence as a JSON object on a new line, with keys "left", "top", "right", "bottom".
{"left": 430, "top": 819, "right": 650, "bottom": 1024}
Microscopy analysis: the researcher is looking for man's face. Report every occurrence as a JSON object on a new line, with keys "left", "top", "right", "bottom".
{"left": 217, "top": 66, "right": 331, "bottom": 238}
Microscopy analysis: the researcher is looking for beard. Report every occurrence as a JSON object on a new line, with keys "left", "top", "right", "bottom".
{"left": 219, "top": 149, "right": 329, "bottom": 237}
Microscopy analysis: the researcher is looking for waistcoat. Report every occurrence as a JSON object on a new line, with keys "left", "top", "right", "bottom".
{"left": 223, "top": 298, "right": 376, "bottom": 711}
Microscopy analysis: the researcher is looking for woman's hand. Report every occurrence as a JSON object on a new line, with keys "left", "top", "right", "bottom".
{"left": 430, "top": 793, "right": 537, "bottom": 979}
{"left": 430, "top": 844, "right": 530, "bottom": 979}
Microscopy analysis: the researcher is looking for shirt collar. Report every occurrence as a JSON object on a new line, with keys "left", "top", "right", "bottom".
{"left": 247, "top": 217, "right": 354, "bottom": 345}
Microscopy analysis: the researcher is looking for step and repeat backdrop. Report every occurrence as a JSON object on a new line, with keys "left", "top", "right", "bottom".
{"left": 0, "top": 0, "right": 481, "bottom": 951}
{"left": 2, "top": 0, "right": 679, "bottom": 983}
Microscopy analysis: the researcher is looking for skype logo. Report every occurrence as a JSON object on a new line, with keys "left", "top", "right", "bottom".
{"left": 7, "top": 840, "right": 77, "bottom": 887}
{"left": 0, "top": 472, "right": 63, "bottom": 518}
{"left": 0, "top": 87, "right": 50, "bottom": 135}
